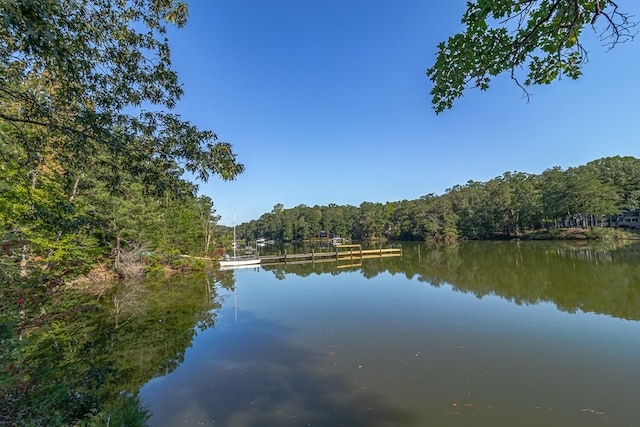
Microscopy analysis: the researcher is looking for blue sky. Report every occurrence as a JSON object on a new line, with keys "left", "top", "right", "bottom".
{"left": 167, "top": 1, "right": 640, "bottom": 226}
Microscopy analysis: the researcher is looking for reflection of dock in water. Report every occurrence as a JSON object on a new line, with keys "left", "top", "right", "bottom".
{"left": 258, "top": 244, "right": 402, "bottom": 267}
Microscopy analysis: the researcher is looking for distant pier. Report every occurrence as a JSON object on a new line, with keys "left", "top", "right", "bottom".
{"left": 258, "top": 244, "right": 402, "bottom": 266}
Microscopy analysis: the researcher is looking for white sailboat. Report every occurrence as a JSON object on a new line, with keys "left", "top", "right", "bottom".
{"left": 219, "top": 214, "right": 261, "bottom": 270}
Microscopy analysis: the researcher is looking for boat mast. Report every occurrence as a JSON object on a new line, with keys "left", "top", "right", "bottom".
{"left": 232, "top": 212, "right": 237, "bottom": 259}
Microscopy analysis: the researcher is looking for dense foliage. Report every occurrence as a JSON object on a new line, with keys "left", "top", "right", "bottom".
{"left": 1, "top": 1, "right": 241, "bottom": 425}
{"left": 238, "top": 156, "right": 640, "bottom": 243}
{"left": 1, "top": 0, "right": 243, "bottom": 282}
{"left": 428, "top": 1, "right": 637, "bottom": 113}
{"left": 1, "top": 0, "right": 243, "bottom": 183}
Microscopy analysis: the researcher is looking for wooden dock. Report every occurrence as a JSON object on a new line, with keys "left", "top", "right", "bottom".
{"left": 258, "top": 244, "right": 402, "bottom": 266}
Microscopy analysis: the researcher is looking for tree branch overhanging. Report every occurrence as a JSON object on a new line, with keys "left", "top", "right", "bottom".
{"left": 427, "top": 0, "right": 637, "bottom": 113}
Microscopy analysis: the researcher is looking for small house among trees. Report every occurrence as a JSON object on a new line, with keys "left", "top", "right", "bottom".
{"left": 610, "top": 210, "right": 640, "bottom": 229}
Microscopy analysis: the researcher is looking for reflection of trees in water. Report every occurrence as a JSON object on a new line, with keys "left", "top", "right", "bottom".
{"left": 146, "top": 311, "right": 418, "bottom": 427}
{"left": 263, "top": 241, "right": 640, "bottom": 321}
{"left": 101, "top": 273, "right": 224, "bottom": 395}
{"left": 417, "top": 241, "right": 640, "bottom": 321}
{"left": 8, "top": 272, "right": 225, "bottom": 425}
{"left": 111, "top": 281, "right": 149, "bottom": 329}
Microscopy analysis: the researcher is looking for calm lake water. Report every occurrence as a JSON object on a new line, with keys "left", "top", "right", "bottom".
{"left": 139, "top": 241, "right": 640, "bottom": 426}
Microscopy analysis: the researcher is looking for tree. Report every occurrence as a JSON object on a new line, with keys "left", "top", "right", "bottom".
{"left": 412, "top": 195, "right": 459, "bottom": 241}
{"left": 1, "top": 0, "right": 244, "bottom": 281}
{"left": 563, "top": 165, "right": 620, "bottom": 224}
{"left": 540, "top": 166, "right": 569, "bottom": 226}
{"left": 427, "top": 1, "right": 636, "bottom": 113}
{"left": 355, "top": 202, "right": 388, "bottom": 240}
{"left": 585, "top": 156, "right": 640, "bottom": 210}
{"left": 503, "top": 172, "right": 543, "bottom": 232}
{"left": 1, "top": 0, "right": 244, "bottom": 190}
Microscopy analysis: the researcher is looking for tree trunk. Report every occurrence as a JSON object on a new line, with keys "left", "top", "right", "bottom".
{"left": 114, "top": 235, "right": 121, "bottom": 270}
{"left": 20, "top": 242, "right": 29, "bottom": 278}
{"left": 204, "top": 221, "right": 212, "bottom": 256}
{"left": 68, "top": 175, "right": 80, "bottom": 204}
{"left": 55, "top": 175, "right": 82, "bottom": 242}
{"left": 20, "top": 168, "right": 39, "bottom": 278}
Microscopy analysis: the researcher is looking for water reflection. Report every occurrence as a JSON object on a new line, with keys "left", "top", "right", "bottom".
{"left": 101, "top": 273, "right": 223, "bottom": 396}
{"left": 139, "top": 241, "right": 640, "bottom": 426}
{"left": 141, "top": 310, "right": 418, "bottom": 426}
{"left": 262, "top": 241, "right": 640, "bottom": 320}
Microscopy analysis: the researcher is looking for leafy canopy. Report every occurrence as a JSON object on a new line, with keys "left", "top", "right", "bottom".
{"left": 0, "top": 0, "right": 244, "bottom": 188}
{"left": 427, "top": 0, "right": 637, "bottom": 113}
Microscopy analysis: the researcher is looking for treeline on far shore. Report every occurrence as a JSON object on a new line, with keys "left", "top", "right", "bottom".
{"left": 237, "top": 156, "right": 640, "bottom": 243}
